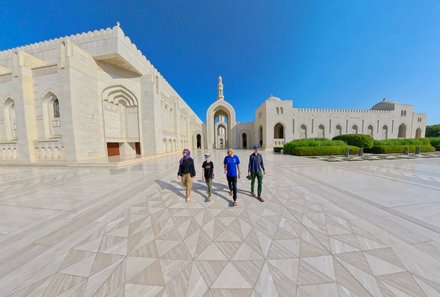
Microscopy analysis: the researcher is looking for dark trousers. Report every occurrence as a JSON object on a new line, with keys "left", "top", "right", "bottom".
{"left": 227, "top": 175, "right": 238, "bottom": 201}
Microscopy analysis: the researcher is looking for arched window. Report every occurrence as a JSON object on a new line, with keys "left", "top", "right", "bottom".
{"left": 318, "top": 125, "right": 325, "bottom": 138}
{"left": 274, "top": 123, "right": 284, "bottom": 139}
{"left": 415, "top": 128, "right": 422, "bottom": 139}
{"left": 280, "top": 107, "right": 284, "bottom": 114}
{"left": 382, "top": 125, "right": 388, "bottom": 140}
{"left": 259, "top": 126, "right": 263, "bottom": 146}
{"left": 276, "top": 107, "right": 279, "bottom": 114}
{"left": 196, "top": 134, "right": 202, "bottom": 149}
{"left": 53, "top": 99, "right": 60, "bottom": 118}
{"left": 4, "top": 98, "right": 16, "bottom": 140}
{"left": 300, "top": 125, "right": 307, "bottom": 139}
{"left": 368, "top": 125, "right": 374, "bottom": 137}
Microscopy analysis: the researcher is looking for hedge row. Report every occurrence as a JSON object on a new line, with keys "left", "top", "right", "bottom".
{"left": 332, "top": 134, "right": 374, "bottom": 148}
{"left": 283, "top": 139, "right": 346, "bottom": 154}
{"left": 273, "top": 147, "right": 283, "bottom": 153}
{"left": 367, "top": 144, "right": 436, "bottom": 154}
{"left": 374, "top": 138, "right": 431, "bottom": 146}
{"left": 427, "top": 137, "right": 440, "bottom": 151}
{"left": 287, "top": 146, "right": 360, "bottom": 156}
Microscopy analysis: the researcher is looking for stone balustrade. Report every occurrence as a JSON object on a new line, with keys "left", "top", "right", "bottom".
{"left": 35, "top": 140, "right": 64, "bottom": 160}
{"left": 0, "top": 142, "right": 18, "bottom": 160}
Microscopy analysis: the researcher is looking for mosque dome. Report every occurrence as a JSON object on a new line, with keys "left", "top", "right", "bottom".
{"left": 267, "top": 95, "right": 281, "bottom": 101}
{"left": 371, "top": 98, "right": 397, "bottom": 110}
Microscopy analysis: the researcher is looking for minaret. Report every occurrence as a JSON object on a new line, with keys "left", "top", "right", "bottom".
{"left": 217, "top": 76, "right": 224, "bottom": 100}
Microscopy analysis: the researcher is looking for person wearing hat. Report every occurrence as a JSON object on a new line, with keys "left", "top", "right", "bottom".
{"left": 224, "top": 148, "right": 241, "bottom": 207}
{"left": 201, "top": 153, "right": 215, "bottom": 201}
{"left": 177, "top": 148, "right": 196, "bottom": 203}
{"left": 248, "top": 144, "right": 265, "bottom": 202}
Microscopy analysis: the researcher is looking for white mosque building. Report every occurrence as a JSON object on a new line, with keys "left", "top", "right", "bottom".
{"left": 0, "top": 26, "right": 427, "bottom": 164}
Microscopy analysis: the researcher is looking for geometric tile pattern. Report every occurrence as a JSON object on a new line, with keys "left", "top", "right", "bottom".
{"left": 1, "top": 151, "right": 440, "bottom": 296}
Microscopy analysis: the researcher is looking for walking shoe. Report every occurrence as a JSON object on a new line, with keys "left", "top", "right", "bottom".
{"left": 251, "top": 192, "right": 256, "bottom": 197}
{"left": 233, "top": 201, "right": 238, "bottom": 207}
{"left": 258, "top": 197, "right": 264, "bottom": 202}
{"left": 207, "top": 194, "right": 212, "bottom": 202}
{"left": 229, "top": 191, "right": 233, "bottom": 196}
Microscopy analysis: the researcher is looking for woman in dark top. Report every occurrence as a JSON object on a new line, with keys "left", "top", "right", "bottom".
{"left": 177, "top": 148, "right": 196, "bottom": 203}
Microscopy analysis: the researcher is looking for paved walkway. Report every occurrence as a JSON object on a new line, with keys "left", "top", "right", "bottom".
{"left": 1, "top": 150, "right": 440, "bottom": 297}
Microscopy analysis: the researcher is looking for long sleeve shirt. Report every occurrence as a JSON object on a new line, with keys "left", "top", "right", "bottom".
{"left": 178, "top": 158, "right": 196, "bottom": 177}
{"left": 248, "top": 153, "right": 265, "bottom": 173}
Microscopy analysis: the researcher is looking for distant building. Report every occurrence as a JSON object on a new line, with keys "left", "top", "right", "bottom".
{"left": 0, "top": 26, "right": 427, "bottom": 164}
{"left": 205, "top": 82, "right": 427, "bottom": 149}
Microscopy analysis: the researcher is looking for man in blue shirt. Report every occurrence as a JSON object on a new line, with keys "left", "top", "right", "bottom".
{"left": 224, "top": 148, "right": 240, "bottom": 207}
{"left": 248, "top": 144, "right": 265, "bottom": 202}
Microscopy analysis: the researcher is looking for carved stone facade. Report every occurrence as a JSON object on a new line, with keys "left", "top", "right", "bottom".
{"left": 0, "top": 25, "right": 202, "bottom": 164}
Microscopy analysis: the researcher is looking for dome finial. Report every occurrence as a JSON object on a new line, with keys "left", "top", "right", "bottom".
{"left": 217, "top": 75, "right": 224, "bottom": 100}
{"left": 116, "top": 21, "right": 120, "bottom": 27}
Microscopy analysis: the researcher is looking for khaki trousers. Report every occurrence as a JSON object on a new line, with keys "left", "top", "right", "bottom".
{"left": 181, "top": 173, "right": 193, "bottom": 198}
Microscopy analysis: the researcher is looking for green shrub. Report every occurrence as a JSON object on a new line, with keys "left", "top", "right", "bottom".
{"left": 332, "top": 134, "right": 374, "bottom": 148}
{"left": 373, "top": 138, "right": 431, "bottom": 146}
{"left": 287, "top": 146, "right": 360, "bottom": 156}
{"left": 273, "top": 147, "right": 283, "bottom": 153}
{"left": 427, "top": 137, "right": 440, "bottom": 151}
{"left": 283, "top": 139, "right": 347, "bottom": 154}
{"left": 368, "top": 144, "right": 435, "bottom": 154}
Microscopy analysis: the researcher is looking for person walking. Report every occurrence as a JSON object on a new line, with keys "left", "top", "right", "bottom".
{"left": 224, "top": 148, "right": 240, "bottom": 207}
{"left": 177, "top": 148, "right": 196, "bottom": 203}
{"left": 202, "top": 153, "right": 215, "bottom": 201}
{"left": 248, "top": 144, "right": 265, "bottom": 202}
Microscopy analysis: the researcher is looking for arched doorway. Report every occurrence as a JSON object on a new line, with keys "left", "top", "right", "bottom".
{"left": 242, "top": 133, "right": 247, "bottom": 149}
{"left": 318, "top": 125, "right": 325, "bottom": 138}
{"left": 217, "top": 124, "right": 226, "bottom": 149}
{"left": 335, "top": 125, "right": 342, "bottom": 136}
{"left": 352, "top": 125, "right": 359, "bottom": 134}
{"left": 259, "top": 126, "right": 263, "bottom": 146}
{"left": 415, "top": 128, "right": 422, "bottom": 138}
{"left": 398, "top": 124, "right": 406, "bottom": 138}
{"left": 274, "top": 123, "right": 284, "bottom": 139}
{"left": 196, "top": 134, "right": 202, "bottom": 149}
{"left": 102, "top": 86, "right": 140, "bottom": 158}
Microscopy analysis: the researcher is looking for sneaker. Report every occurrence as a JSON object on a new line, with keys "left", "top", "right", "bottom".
{"left": 233, "top": 201, "right": 238, "bottom": 207}
{"left": 251, "top": 192, "right": 256, "bottom": 197}
{"left": 229, "top": 191, "right": 233, "bottom": 196}
{"left": 258, "top": 197, "right": 264, "bottom": 202}
{"left": 207, "top": 194, "right": 212, "bottom": 202}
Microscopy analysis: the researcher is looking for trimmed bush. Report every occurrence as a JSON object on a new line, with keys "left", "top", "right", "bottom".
{"left": 427, "top": 137, "right": 440, "bottom": 151}
{"left": 273, "top": 147, "right": 283, "bottom": 153}
{"left": 373, "top": 138, "right": 431, "bottom": 146}
{"left": 368, "top": 144, "right": 435, "bottom": 154}
{"left": 283, "top": 139, "right": 347, "bottom": 154}
{"left": 332, "top": 134, "right": 374, "bottom": 149}
{"left": 287, "top": 146, "right": 360, "bottom": 156}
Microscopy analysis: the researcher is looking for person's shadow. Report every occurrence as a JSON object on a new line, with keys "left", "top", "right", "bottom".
{"left": 155, "top": 180, "right": 185, "bottom": 199}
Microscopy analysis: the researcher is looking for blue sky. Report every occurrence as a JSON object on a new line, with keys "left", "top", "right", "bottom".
{"left": 1, "top": 0, "right": 440, "bottom": 124}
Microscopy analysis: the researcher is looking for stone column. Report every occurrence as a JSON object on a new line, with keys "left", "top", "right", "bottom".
{"left": 12, "top": 51, "right": 38, "bottom": 162}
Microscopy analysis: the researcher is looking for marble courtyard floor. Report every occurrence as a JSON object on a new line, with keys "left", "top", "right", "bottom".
{"left": 1, "top": 151, "right": 440, "bottom": 297}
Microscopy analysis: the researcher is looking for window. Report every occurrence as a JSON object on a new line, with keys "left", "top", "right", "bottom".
{"left": 53, "top": 99, "right": 60, "bottom": 118}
